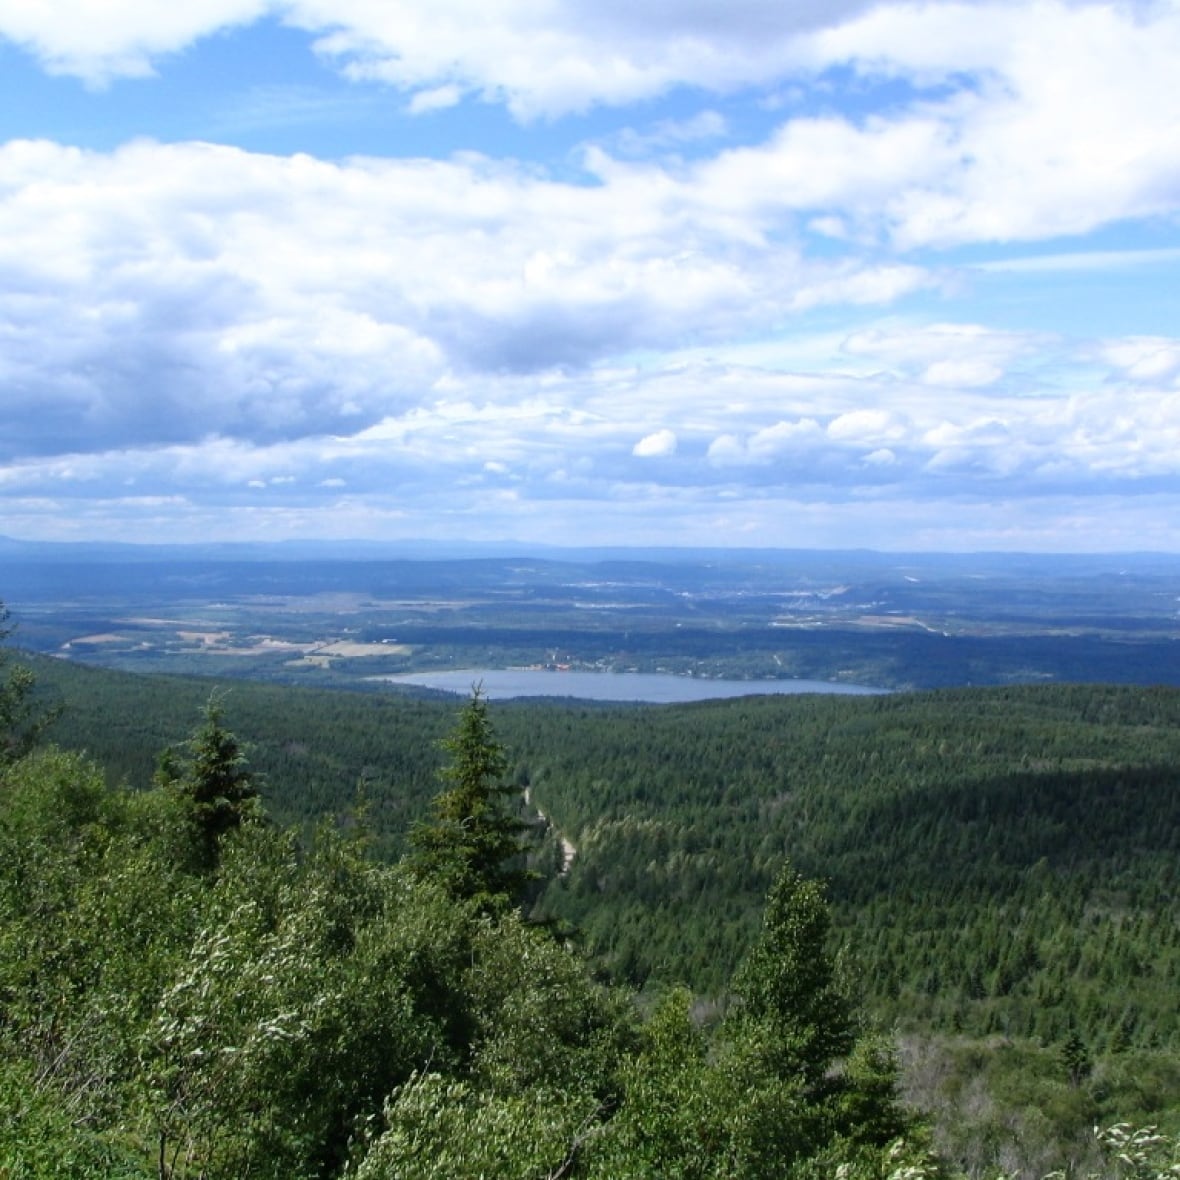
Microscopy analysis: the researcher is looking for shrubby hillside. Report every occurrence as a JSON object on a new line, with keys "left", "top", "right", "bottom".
{"left": 2, "top": 683, "right": 939, "bottom": 1177}
{"left": 6, "top": 638, "right": 1180, "bottom": 1176}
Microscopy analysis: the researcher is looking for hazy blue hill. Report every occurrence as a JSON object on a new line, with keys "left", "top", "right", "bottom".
{"left": 8, "top": 543, "right": 1180, "bottom": 692}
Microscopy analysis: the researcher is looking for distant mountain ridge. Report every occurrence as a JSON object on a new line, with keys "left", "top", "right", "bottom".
{"left": 5, "top": 533, "right": 1180, "bottom": 567}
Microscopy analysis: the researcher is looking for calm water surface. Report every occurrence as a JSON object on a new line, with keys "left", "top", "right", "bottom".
{"left": 376, "top": 668, "right": 885, "bottom": 703}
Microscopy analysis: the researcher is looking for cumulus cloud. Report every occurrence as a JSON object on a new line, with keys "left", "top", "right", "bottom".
{"left": 0, "top": 148, "right": 446, "bottom": 457}
{"left": 0, "top": 0, "right": 876, "bottom": 116}
{"left": 2, "top": 0, "right": 1180, "bottom": 550}
{"left": 5, "top": 368, "right": 1180, "bottom": 547}
{"left": 0, "top": 136, "right": 949, "bottom": 463}
{"left": 633, "top": 429, "right": 677, "bottom": 458}
{"left": 822, "top": 1, "right": 1180, "bottom": 247}
{"left": 1100, "top": 337, "right": 1180, "bottom": 386}
{"left": 840, "top": 324, "right": 1045, "bottom": 387}
{"left": 827, "top": 409, "right": 907, "bottom": 445}
{"left": 407, "top": 85, "right": 463, "bottom": 115}
{"left": 0, "top": 0, "right": 272, "bottom": 84}
{"left": 609, "top": 110, "right": 730, "bottom": 159}
{"left": 921, "top": 360, "right": 1004, "bottom": 388}
{"left": 0, "top": 1, "right": 938, "bottom": 105}
{"left": 3, "top": 1, "right": 1178, "bottom": 253}
{"left": 561, "top": 2, "right": 1180, "bottom": 251}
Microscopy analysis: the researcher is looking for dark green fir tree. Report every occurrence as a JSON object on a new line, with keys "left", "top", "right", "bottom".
{"left": 165, "top": 692, "right": 259, "bottom": 868}
{"left": 409, "top": 687, "right": 533, "bottom": 909}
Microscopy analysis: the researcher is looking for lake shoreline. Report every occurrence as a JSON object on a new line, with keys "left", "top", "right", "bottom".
{"left": 372, "top": 667, "right": 887, "bottom": 704}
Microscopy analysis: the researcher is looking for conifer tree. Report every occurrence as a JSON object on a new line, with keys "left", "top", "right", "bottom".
{"left": 169, "top": 692, "right": 259, "bottom": 868}
{"left": 409, "top": 687, "right": 533, "bottom": 909}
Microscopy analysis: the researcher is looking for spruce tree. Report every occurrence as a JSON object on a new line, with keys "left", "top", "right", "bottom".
{"left": 409, "top": 687, "right": 533, "bottom": 909}
{"left": 170, "top": 693, "right": 259, "bottom": 868}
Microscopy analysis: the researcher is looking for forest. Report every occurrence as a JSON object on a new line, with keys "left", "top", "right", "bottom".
{"left": 3, "top": 612, "right": 1180, "bottom": 1177}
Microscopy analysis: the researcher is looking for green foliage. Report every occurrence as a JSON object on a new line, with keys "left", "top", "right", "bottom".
{"left": 136, "top": 829, "right": 467, "bottom": 1178}
{"left": 163, "top": 692, "right": 260, "bottom": 868}
{"left": 587, "top": 987, "right": 714, "bottom": 1179}
{"left": 1061, "top": 1028, "right": 1092, "bottom": 1087}
{"left": 1085, "top": 1123, "right": 1180, "bottom": 1179}
{"left": 29, "top": 654, "right": 455, "bottom": 859}
{"left": 0, "top": 1051, "right": 149, "bottom": 1178}
{"left": 0, "top": 749, "right": 198, "bottom": 1177}
{"left": 520, "top": 685, "right": 1180, "bottom": 1060}
{"left": 353, "top": 1071, "right": 598, "bottom": 1180}
{"left": 40, "top": 658, "right": 1180, "bottom": 1052}
{"left": 462, "top": 917, "right": 633, "bottom": 1100}
{"left": 409, "top": 688, "right": 533, "bottom": 908}
{"left": 712, "top": 864, "right": 913, "bottom": 1176}
{"left": 730, "top": 862, "right": 855, "bottom": 1088}
{"left": 9, "top": 662, "right": 1180, "bottom": 1176}
{"left": 0, "top": 602, "right": 55, "bottom": 764}
{"left": 0, "top": 725, "right": 949, "bottom": 1179}
{"left": 0, "top": 748, "right": 119, "bottom": 1030}
{"left": 582, "top": 868, "right": 918, "bottom": 1180}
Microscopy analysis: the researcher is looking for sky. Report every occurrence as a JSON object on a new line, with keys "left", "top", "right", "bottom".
{"left": 1, "top": 1, "right": 1179, "bottom": 552}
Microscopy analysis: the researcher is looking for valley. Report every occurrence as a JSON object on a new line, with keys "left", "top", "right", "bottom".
{"left": 5, "top": 541, "right": 1180, "bottom": 1175}
{"left": 6, "top": 540, "right": 1180, "bottom": 693}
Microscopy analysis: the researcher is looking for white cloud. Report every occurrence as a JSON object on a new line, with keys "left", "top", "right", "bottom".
{"left": 705, "top": 434, "right": 747, "bottom": 468}
{"left": 287, "top": 0, "right": 879, "bottom": 120}
{"left": 11, "top": 478, "right": 1180, "bottom": 551}
{"left": 2, "top": 119, "right": 1177, "bottom": 547}
{"left": 828, "top": 409, "right": 907, "bottom": 445}
{"left": 611, "top": 110, "right": 730, "bottom": 158}
{"left": 558, "top": 3, "right": 1180, "bottom": 251}
{"left": 820, "top": 1, "right": 1180, "bottom": 247}
{"left": 6, "top": 375, "right": 1180, "bottom": 547}
{"left": 921, "top": 360, "right": 1003, "bottom": 388}
{"left": 748, "top": 418, "right": 823, "bottom": 457}
{"left": 0, "top": 0, "right": 870, "bottom": 111}
{"left": 3, "top": 1, "right": 1180, "bottom": 550}
{"left": 3, "top": 2, "right": 1179, "bottom": 256}
{"left": 0, "top": 137, "right": 953, "bottom": 463}
{"left": 705, "top": 416, "right": 826, "bottom": 467}
{"left": 407, "top": 85, "right": 463, "bottom": 115}
{"left": 1100, "top": 337, "right": 1180, "bottom": 386}
{"left": 0, "top": 0, "right": 272, "bottom": 84}
{"left": 841, "top": 323, "right": 1044, "bottom": 386}
{"left": 974, "top": 247, "right": 1180, "bottom": 275}
{"left": 633, "top": 429, "right": 677, "bottom": 458}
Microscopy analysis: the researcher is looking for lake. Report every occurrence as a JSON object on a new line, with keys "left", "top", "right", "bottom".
{"left": 374, "top": 668, "right": 886, "bottom": 703}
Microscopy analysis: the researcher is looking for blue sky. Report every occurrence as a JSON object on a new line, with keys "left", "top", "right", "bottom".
{"left": 1, "top": 1, "right": 1179, "bottom": 551}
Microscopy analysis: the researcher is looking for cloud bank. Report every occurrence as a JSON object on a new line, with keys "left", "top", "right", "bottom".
{"left": 1, "top": 0, "right": 1179, "bottom": 549}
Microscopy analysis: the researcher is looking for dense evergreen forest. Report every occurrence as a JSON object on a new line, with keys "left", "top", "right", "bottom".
{"left": 4, "top": 633, "right": 1180, "bottom": 1176}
